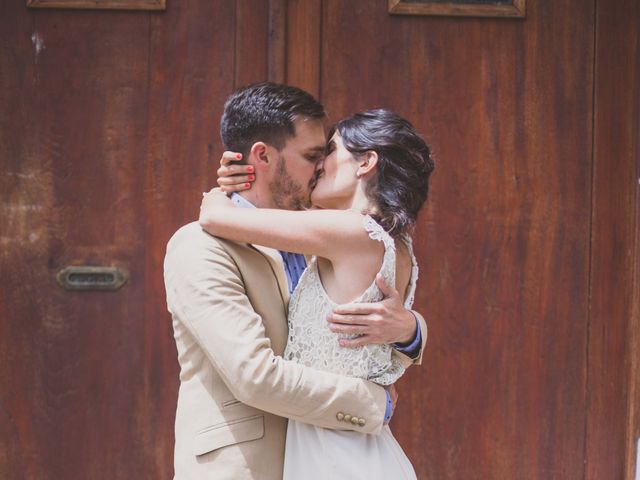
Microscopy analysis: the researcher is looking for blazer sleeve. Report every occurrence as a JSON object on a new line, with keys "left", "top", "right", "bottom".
{"left": 164, "top": 226, "right": 388, "bottom": 435}
{"left": 392, "top": 310, "right": 428, "bottom": 367}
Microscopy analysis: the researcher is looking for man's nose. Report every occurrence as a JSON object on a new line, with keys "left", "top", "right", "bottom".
{"left": 315, "top": 158, "right": 325, "bottom": 172}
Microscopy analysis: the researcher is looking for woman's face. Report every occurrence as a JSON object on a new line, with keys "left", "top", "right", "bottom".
{"left": 310, "top": 131, "right": 360, "bottom": 209}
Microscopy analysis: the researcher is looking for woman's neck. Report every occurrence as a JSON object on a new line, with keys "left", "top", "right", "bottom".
{"left": 343, "top": 182, "right": 376, "bottom": 215}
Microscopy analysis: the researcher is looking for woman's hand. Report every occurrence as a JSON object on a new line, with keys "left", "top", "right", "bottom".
{"left": 199, "top": 187, "right": 236, "bottom": 227}
{"left": 216, "top": 151, "right": 256, "bottom": 193}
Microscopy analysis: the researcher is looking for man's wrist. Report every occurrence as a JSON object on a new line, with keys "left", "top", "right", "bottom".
{"left": 396, "top": 309, "right": 418, "bottom": 345}
{"left": 393, "top": 313, "right": 422, "bottom": 357}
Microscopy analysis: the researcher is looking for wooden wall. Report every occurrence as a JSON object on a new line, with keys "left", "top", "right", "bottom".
{"left": 307, "top": 1, "right": 594, "bottom": 478}
{"left": 0, "top": 0, "right": 638, "bottom": 478}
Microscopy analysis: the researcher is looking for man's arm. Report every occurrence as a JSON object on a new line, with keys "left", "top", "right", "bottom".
{"left": 326, "top": 275, "right": 428, "bottom": 365}
{"left": 164, "top": 227, "right": 388, "bottom": 434}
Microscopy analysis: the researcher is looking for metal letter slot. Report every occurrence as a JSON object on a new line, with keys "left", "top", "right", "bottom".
{"left": 56, "top": 266, "right": 128, "bottom": 291}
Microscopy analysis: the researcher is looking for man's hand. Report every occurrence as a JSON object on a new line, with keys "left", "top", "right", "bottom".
{"left": 328, "top": 274, "right": 417, "bottom": 348}
{"left": 216, "top": 151, "right": 255, "bottom": 193}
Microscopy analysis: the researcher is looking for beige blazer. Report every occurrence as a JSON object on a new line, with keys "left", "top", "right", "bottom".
{"left": 164, "top": 222, "right": 427, "bottom": 480}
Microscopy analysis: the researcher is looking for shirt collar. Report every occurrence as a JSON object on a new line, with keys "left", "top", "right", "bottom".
{"left": 230, "top": 192, "right": 256, "bottom": 209}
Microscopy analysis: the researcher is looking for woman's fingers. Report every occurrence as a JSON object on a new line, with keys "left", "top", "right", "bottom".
{"left": 216, "top": 156, "right": 255, "bottom": 193}
{"left": 220, "top": 151, "right": 243, "bottom": 166}
{"left": 217, "top": 174, "right": 254, "bottom": 186}
{"left": 217, "top": 163, "right": 254, "bottom": 177}
{"left": 218, "top": 182, "right": 252, "bottom": 194}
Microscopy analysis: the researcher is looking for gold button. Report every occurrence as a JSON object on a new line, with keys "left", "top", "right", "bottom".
{"left": 350, "top": 416, "right": 359, "bottom": 425}
{"left": 358, "top": 418, "right": 366, "bottom": 427}
{"left": 336, "top": 412, "right": 344, "bottom": 421}
{"left": 344, "top": 414, "right": 352, "bottom": 422}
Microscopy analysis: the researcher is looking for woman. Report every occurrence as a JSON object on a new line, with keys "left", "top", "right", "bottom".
{"left": 199, "top": 109, "right": 434, "bottom": 479}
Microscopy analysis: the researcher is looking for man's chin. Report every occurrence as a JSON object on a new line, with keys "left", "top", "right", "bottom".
{"left": 293, "top": 196, "right": 312, "bottom": 211}
{"left": 274, "top": 194, "right": 311, "bottom": 211}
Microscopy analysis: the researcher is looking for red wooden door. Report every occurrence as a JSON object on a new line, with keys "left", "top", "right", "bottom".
{"left": 0, "top": 1, "right": 273, "bottom": 477}
{"left": 282, "top": 1, "right": 639, "bottom": 478}
{"left": 1, "top": 1, "right": 638, "bottom": 479}
{"left": 308, "top": 1, "right": 593, "bottom": 478}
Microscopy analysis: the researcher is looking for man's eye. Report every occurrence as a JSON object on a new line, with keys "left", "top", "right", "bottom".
{"left": 306, "top": 154, "right": 322, "bottom": 162}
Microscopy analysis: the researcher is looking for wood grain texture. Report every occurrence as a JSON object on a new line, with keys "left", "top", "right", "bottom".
{"left": 285, "top": 0, "right": 322, "bottom": 98}
{"left": 235, "top": 0, "right": 269, "bottom": 87}
{"left": 388, "top": 0, "right": 526, "bottom": 18}
{"left": 2, "top": 0, "right": 639, "bottom": 479}
{"left": 587, "top": 0, "right": 640, "bottom": 479}
{"left": 268, "top": 0, "right": 286, "bottom": 83}
{"left": 0, "top": 4, "right": 44, "bottom": 479}
{"left": 27, "top": 0, "right": 165, "bottom": 10}
{"left": 0, "top": 0, "right": 259, "bottom": 478}
{"left": 144, "top": 0, "right": 237, "bottom": 474}
{"left": 1, "top": 2, "right": 152, "bottom": 478}
{"left": 320, "top": 0, "right": 593, "bottom": 477}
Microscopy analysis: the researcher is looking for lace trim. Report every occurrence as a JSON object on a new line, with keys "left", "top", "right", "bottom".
{"left": 363, "top": 214, "right": 396, "bottom": 251}
{"left": 401, "top": 234, "right": 419, "bottom": 309}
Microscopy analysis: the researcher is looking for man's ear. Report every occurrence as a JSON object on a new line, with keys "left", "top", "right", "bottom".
{"left": 357, "top": 151, "right": 379, "bottom": 178}
{"left": 249, "top": 142, "right": 272, "bottom": 170}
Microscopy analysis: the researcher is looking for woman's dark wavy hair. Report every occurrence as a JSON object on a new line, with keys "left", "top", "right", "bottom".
{"left": 334, "top": 109, "right": 434, "bottom": 237}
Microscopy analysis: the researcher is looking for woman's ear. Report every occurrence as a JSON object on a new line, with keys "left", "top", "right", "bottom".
{"left": 357, "top": 151, "right": 379, "bottom": 178}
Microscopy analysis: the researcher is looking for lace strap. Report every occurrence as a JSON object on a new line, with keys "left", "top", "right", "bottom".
{"left": 400, "top": 235, "right": 419, "bottom": 309}
{"left": 362, "top": 215, "right": 395, "bottom": 251}
{"left": 362, "top": 215, "right": 396, "bottom": 290}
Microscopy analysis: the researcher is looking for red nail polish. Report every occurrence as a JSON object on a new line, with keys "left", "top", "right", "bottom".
{"left": 248, "top": 175, "right": 254, "bottom": 181}
{"left": 247, "top": 165, "right": 254, "bottom": 173}
{"left": 244, "top": 183, "right": 250, "bottom": 188}
{"left": 236, "top": 153, "right": 242, "bottom": 159}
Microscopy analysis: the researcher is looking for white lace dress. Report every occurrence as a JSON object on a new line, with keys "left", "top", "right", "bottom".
{"left": 282, "top": 215, "right": 418, "bottom": 480}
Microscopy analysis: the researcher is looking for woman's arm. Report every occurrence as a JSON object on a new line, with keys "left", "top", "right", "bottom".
{"left": 199, "top": 189, "right": 374, "bottom": 261}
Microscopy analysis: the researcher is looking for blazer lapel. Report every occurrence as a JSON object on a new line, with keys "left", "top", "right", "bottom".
{"left": 249, "top": 244, "right": 290, "bottom": 309}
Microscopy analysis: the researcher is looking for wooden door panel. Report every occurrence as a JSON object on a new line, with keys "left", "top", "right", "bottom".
{"left": 588, "top": 0, "right": 640, "bottom": 478}
{"left": 2, "top": 0, "right": 638, "bottom": 479}
{"left": 0, "top": 0, "right": 255, "bottom": 478}
{"left": 1, "top": 4, "right": 152, "bottom": 479}
{"left": 317, "top": 0, "right": 594, "bottom": 478}
{"left": 144, "top": 0, "right": 238, "bottom": 472}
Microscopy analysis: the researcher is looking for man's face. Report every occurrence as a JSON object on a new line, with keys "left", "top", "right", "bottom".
{"left": 269, "top": 117, "right": 326, "bottom": 210}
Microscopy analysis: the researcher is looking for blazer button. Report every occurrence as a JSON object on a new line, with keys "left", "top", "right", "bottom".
{"left": 344, "top": 414, "right": 352, "bottom": 422}
{"left": 350, "top": 416, "right": 359, "bottom": 425}
{"left": 358, "top": 418, "right": 366, "bottom": 427}
{"left": 336, "top": 412, "right": 345, "bottom": 421}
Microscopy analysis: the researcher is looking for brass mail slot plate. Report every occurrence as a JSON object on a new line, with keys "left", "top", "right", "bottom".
{"left": 56, "top": 266, "right": 128, "bottom": 291}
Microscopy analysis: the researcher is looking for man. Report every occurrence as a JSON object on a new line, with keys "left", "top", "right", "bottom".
{"left": 163, "top": 82, "right": 427, "bottom": 479}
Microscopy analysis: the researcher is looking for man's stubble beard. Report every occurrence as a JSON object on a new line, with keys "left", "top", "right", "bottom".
{"left": 269, "top": 156, "right": 314, "bottom": 211}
